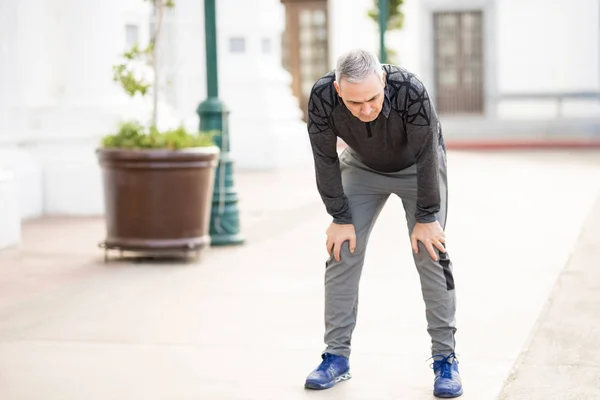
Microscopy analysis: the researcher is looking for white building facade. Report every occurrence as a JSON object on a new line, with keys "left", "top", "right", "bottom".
{"left": 327, "top": 0, "right": 600, "bottom": 141}
{"left": 1, "top": 0, "right": 599, "bottom": 248}
{"left": 0, "top": 0, "right": 310, "bottom": 248}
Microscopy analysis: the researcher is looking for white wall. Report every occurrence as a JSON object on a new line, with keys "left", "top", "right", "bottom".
{"left": 216, "top": 0, "right": 311, "bottom": 170}
{"left": 328, "top": 0, "right": 380, "bottom": 69}
{"left": 498, "top": 0, "right": 599, "bottom": 93}
{"left": 0, "top": 0, "right": 20, "bottom": 248}
{"left": 339, "top": 0, "right": 600, "bottom": 120}
{"left": 135, "top": 0, "right": 311, "bottom": 170}
{"left": 0, "top": 146, "right": 43, "bottom": 220}
{"left": 386, "top": 0, "right": 422, "bottom": 74}
{"left": 160, "top": 0, "right": 207, "bottom": 129}
{"left": 0, "top": 0, "right": 311, "bottom": 227}
{"left": 496, "top": 0, "right": 600, "bottom": 119}
{"left": 0, "top": 0, "right": 155, "bottom": 219}
{"left": 328, "top": 0, "right": 436, "bottom": 77}
{"left": 0, "top": 0, "right": 45, "bottom": 220}
{"left": 26, "top": 0, "right": 148, "bottom": 216}
{"left": 3, "top": 0, "right": 596, "bottom": 225}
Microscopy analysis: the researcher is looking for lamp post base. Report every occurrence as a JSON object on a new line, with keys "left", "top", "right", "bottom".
{"left": 197, "top": 98, "right": 245, "bottom": 247}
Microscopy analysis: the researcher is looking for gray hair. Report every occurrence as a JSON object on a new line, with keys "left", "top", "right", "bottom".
{"left": 335, "top": 49, "right": 383, "bottom": 84}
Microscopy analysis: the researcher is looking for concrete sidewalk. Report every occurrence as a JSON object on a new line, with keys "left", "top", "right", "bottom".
{"left": 498, "top": 194, "right": 600, "bottom": 399}
{"left": 0, "top": 150, "right": 599, "bottom": 399}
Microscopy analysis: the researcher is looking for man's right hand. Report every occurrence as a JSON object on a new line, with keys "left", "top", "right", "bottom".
{"left": 326, "top": 222, "right": 356, "bottom": 262}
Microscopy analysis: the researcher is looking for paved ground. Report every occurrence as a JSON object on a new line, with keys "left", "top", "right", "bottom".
{"left": 0, "top": 149, "right": 599, "bottom": 399}
{"left": 498, "top": 194, "right": 600, "bottom": 400}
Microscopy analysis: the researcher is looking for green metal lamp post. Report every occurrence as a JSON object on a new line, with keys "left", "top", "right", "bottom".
{"left": 378, "top": 0, "right": 388, "bottom": 63}
{"left": 197, "top": 0, "right": 244, "bottom": 246}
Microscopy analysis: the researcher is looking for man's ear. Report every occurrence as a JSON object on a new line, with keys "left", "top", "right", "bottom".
{"left": 333, "top": 80, "right": 341, "bottom": 97}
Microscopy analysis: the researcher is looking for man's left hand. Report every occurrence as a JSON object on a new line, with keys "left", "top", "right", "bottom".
{"left": 410, "top": 221, "right": 446, "bottom": 261}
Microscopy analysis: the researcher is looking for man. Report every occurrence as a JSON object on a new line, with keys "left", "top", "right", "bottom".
{"left": 303, "top": 49, "right": 463, "bottom": 398}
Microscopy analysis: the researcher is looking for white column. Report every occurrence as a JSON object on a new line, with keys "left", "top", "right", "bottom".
{"left": 217, "top": 0, "right": 311, "bottom": 170}
{"left": 0, "top": 169, "right": 21, "bottom": 249}
{"left": 22, "top": 0, "right": 153, "bottom": 216}
{"left": 0, "top": 0, "right": 15, "bottom": 141}
{"left": 0, "top": 0, "right": 44, "bottom": 220}
{"left": 0, "top": 3, "right": 22, "bottom": 243}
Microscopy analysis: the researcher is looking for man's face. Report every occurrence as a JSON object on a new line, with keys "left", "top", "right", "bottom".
{"left": 334, "top": 72, "right": 385, "bottom": 122}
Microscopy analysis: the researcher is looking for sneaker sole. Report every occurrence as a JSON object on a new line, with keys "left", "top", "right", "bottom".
{"left": 434, "top": 388, "right": 464, "bottom": 398}
{"left": 304, "top": 372, "right": 352, "bottom": 390}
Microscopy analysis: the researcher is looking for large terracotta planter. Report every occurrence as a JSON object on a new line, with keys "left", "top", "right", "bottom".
{"left": 96, "top": 146, "right": 219, "bottom": 258}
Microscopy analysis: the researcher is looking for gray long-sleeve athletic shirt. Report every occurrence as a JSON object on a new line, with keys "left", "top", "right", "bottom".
{"left": 307, "top": 64, "right": 446, "bottom": 225}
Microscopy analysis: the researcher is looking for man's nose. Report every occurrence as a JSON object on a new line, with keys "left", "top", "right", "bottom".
{"left": 361, "top": 104, "right": 372, "bottom": 115}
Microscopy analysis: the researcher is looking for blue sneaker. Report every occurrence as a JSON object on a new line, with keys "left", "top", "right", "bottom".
{"left": 432, "top": 353, "right": 463, "bottom": 398}
{"left": 304, "top": 352, "right": 351, "bottom": 390}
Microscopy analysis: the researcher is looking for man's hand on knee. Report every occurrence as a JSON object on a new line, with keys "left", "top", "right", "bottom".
{"left": 326, "top": 222, "right": 356, "bottom": 262}
{"left": 410, "top": 221, "right": 446, "bottom": 261}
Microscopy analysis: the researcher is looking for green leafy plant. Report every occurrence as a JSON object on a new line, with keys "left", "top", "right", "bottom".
{"left": 111, "top": 44, "right": 153, "bottom": 97}
{"left": 102, "top": 121, "right": 216, "bottom": 150}
{"left": 104, "top": 0, "right": 214, "bottom": 150}
{"left": 368, "top": 0, "right": 405, "bottom": 64}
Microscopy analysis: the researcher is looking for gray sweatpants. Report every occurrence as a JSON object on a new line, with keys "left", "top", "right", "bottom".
{"left": 323, "top": 147, "right": 457, "bottom": 358}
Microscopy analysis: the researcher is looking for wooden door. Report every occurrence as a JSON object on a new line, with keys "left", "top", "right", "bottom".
{"left": 281, "top": 0, "right": 329, "bottom": 121}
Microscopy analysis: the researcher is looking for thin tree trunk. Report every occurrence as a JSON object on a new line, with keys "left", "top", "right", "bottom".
{"left": 151, "top": 1, "right": 165, "bottom": 128}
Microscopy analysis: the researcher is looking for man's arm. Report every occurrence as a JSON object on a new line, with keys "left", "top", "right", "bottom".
{"left": 307, "top": 82, "right": 352, "bottom": 225}
{"left": 405, "top": 75, "right": 442, "bottom": 223}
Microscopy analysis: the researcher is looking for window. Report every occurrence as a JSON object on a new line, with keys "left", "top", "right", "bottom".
{"left": 298, "top": 8, "right": 328, "bottom": 98}
{"left": 125, "top": 24, "right": 140, "bottom": 49}
{"left": 261, "top": 38, "right": 272, "bottom": 54}
{"left": 433, "top": 11, "right": 484, "bottom": 114}
{"left": 229, "top": 37, "right": 246, "bottom": 53}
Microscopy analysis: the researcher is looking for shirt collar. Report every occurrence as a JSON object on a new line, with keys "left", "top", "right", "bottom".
{"left": 381, "top": 83, "right": 391, "bottom": 118}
